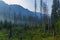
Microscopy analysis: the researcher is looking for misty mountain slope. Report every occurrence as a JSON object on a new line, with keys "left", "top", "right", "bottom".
{"left": 0, "top": 1, "right": 9, "bottom": 21}
{"left": 0, "top": 1, "right": 49, "bottom": 24}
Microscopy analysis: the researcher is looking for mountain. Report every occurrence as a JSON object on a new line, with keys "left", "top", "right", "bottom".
{"left": 9, "top": 5, "right": 43, "bottom": 24}
{"left": 0, "top": 1, "right": 9, "bottom": 21}
{"left": 0, "top": 1, "right": 49, "bottom": 24}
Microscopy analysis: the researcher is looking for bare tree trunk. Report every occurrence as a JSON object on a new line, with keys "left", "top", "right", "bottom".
{"left": 35, "top": 0, "right": 37, "bottom": 27}
{"left": 40, "top": 0, "right": 44, "bottom": 32}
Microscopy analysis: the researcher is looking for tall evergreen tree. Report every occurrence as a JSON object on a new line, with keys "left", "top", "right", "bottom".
{"left": 51, "top": 0, "right": 59, "bottom": 31}
{"left": 51, "top": 0, "right": 59, "bottom": 40}
{"left": 51, "top": 0, "right": 59, "bottom": 25}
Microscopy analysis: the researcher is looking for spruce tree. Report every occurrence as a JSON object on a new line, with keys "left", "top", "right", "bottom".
{"left": 51, "top": 0, "right": 59, "bottom": 40}
{"left": 51, "top": 0, "right": 59, "bottom": 25}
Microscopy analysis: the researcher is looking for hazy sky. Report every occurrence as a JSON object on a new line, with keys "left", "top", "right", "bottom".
{"left": 2, "top": 0, "right": 53, "bottom": 14}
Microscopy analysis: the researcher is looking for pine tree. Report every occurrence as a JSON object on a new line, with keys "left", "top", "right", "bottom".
{"left": 51, "top": 0, "right": 59, "bottom": 30}
{"left": 51, "top": 0, "right": 59, "bottom": 24}
{"left": 51, "top": 0, "right": 59, "bottom": 40}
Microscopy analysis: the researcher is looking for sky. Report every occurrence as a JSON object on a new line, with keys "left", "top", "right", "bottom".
{"left": 2, "top": 0, "right": 53, "bottom": 14}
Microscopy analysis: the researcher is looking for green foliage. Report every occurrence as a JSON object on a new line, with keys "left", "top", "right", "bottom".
{"left": 0, "top": 21, "right": 3, "bottom": 29}
{"left": 56, "top": 18, "right": 60, "bottom": 35}
{"left": 0, "top": 23, "right": 54, "bottom": 40}
{"left": 3, "top": 20, "right": 8, "bottom": 28}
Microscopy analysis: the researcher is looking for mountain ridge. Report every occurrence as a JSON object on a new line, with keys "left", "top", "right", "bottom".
{"left": 0, "top": 1, "right": 49, "bottom": 24}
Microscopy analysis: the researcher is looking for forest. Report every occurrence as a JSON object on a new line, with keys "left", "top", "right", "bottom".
{"left": 0, "top": 0, "right": 60, "bottom": 40}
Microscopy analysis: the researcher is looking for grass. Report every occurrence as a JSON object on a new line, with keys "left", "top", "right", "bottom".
{"left": 0, "top": 26, "right": 60, "bottom": 40}
{"left": 0, "top": 29, "right": 8, "bottom": 40}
